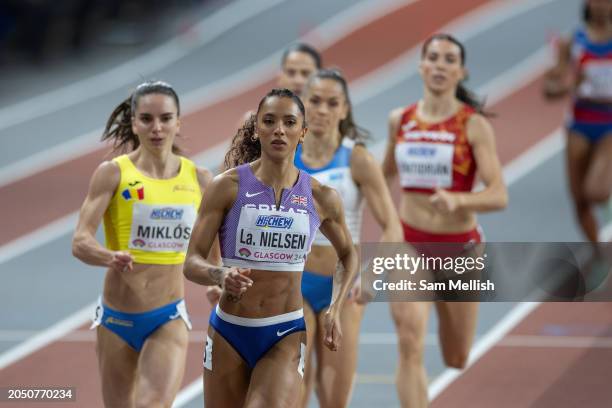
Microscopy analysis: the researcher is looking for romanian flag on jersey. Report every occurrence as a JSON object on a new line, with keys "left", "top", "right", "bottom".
{"left": 121, "top": 181, "right": 145, "bottom": 201}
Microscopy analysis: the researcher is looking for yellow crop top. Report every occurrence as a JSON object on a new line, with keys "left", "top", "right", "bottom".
{"left": 103, "top": 155, "right": 202, "bottom": 265}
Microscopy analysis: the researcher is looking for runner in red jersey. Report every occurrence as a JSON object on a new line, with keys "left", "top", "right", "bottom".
{"left": 383, "top": 34, "right": 508, "bottom": 407}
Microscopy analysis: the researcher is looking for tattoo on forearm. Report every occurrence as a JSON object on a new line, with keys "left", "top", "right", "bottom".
{"left": 209, "top": 267, "right": 225, "bottom": 285}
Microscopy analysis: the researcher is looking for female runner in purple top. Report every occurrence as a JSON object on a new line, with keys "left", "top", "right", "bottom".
{"left": 184, "top": 88, "right": 359, "bottom": 407}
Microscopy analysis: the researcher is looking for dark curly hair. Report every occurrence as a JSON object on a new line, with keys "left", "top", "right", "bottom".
{"left": 224, "top": 88, "right": 306, "bottom": 169}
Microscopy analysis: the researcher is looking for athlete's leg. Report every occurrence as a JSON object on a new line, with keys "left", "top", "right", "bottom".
{"left": 245, "top": 331, "right": 306, "bottom": 408}
{"left": 134, "top": 319, "right": 189, "bottom": 408}
{"left": 96, "top": 325, "right": 139, "bottom": 408}
{"left": 567, "top": 130, "right": 598, "bottom": 242}
{"left": 584, "top": 133, "right": 612, "bottom": 205}
{"left": 299, "top": 302, "right": 317, "bottom": 408}
{"left": 390, "top": 301, "right": 430, "bottom": 408}
{"left": 204, "top": 326, "right": 251, "bottom": 408}
{"left": 435, "top": 301, "right": 479, "bottom": 369}
{"left": 314, "top": 299, "right": 364, "bottom": 408}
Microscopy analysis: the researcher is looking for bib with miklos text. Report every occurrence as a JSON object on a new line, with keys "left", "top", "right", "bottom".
{"left": 234, "top": 205, "right": 310, "bottom": 268}
{"left": 103, "top": 155, "right": 201, "bottom": 265}
{"left": 395, "top": 140, "right": 454, "bottom": 189}
{"left": 129, "top": 203, "right": 197, "bottom": 253}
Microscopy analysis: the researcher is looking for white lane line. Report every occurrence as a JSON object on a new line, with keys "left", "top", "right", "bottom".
{"left": 0, "top": 0, "right": 421, "bottom": 265}
{"left": 173, "top": 1, "right": 567, "bottom": 405}
{"left": 428, "top": 302, "right": 541, "bottom": 400}
{"left": 0, "top": 3, "right": 560, "bottom": 395}
{"left": 351, "top": 0, "right": 559, "bottom": 104}
{"left": 0, "top": 0, "right": 289, "bottom": 134}
{"left": 0, "top": 212, "right": 78, "bottom": 265}
{"left": 0, "top": 0, "right": 425, "bottom": 378}
{"left": 0, "top": 302, "right": 95, "bottom": 370}
{"left": 0, "top": 0, "right": 416, "bottom": 189}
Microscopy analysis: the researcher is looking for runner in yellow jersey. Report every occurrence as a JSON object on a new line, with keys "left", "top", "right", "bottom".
{"left": 72, "top": 80, "right": 220, "bottom": 407}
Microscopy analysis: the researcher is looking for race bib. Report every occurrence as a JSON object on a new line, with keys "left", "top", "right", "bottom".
{"left": 129, "top": 203, "right": 196, "bottom": 253}
{"left": 580, "top": 61, "right": 612, "bottom": 98}
{"left": 395, "top": 142, "right": 453, "bottom": 189}
{"left": 234, "top": 206, "right": 310, "bottom": 264}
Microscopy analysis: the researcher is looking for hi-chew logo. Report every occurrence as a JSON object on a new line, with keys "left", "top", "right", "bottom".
{"left": 255, "top": 215, "right": 294, "bottom": 229}
{"left": 150, "top": 207, "right": 184, "bottom": 220}
{"left": 122, "top": 181, "right": 145, "bottom": 201}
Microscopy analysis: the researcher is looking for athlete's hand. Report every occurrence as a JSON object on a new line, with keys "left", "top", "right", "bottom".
{"left": 430, "top": 188, "right": 460, "bottom": 213}
{"left": 222, "top": 267, "right": 253, "bottom": 298}
{"left": 206, "top": 285, "right": 223, "bottom": 305}
{"left": 323, "top": 308, "right": 342, "bottom": 351}
{"left": 110, "top": 251, "right": 134, "bottom": 272}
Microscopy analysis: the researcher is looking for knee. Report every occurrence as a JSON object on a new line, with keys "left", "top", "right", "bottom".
{"left": 442, "top": 349, "right": 469, "bottom": 370}
{"left": 394, "top": 321, "right": 425, "bottom": 363}
{"left": 573, "top": 198, "right": 592, "bottom": 216}
{"left": 135, "top": 389, "right": 173, "bottom": 408}
{"left": 583, "top": 183, "right": 610, "bottom": 204}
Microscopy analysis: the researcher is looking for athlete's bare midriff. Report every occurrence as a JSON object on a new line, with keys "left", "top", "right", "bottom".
{"left": 304, "top": 243, "right": 361, "bottom": 278}
{"left": 219, "top": 270, "right": 303, "bottom": 318}
{"left": 399, "top": 191, "right": 477, "bottom": 233}
{"left": 103, "top": 263, "right": 184, "bottom": 312}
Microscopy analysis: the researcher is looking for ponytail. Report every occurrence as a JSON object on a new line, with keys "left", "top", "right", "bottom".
{"left": 456, "top": 82, "right": 491, "bottom": 116}
{"left": 224, "top": 114, "right": 261, "bottom": 169}
{"left": 101, "top": 97, "right": 139, "bottom": 153}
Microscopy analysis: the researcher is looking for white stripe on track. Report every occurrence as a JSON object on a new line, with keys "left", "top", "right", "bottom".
{"left": 428, "top": 302, "right": 541, "bottom": 400}
{"left": 0, "top": 0, "right": 290, "bottom": 134}
{"left": 0, "top": 0, "right": 420, "bottom": 266}
{"left": 0, "top": 0, "right": 426, "bottom": 379}
{"left": 0, "top": 0, "right": 566, "bottom": 401}
{"left": 0, "top": 0, "right": 416, "bottom": 189}
{"left": 0, "top": 302, "right": 96, "bottom": 370}
{"left": 173, "top": 1, "right": 568, "bottom": 405}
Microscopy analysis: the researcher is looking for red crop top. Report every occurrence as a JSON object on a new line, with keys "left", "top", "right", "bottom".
{"left": 394, "top": 103, "right": 477, "bottom": 194}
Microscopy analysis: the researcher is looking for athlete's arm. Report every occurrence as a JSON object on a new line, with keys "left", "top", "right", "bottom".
{"left": 196, "top": 167, "right": 223, "bottom": 305}
{"left": 314, "top": 182, "right": 358, "bottom": 351}
{"left": 184, "top": 173, "right": 253, "bottom": 296}
{"left": 431, "top": 114, "right": 508, "bottom": 213}
{"left": 72, "top": 161, "right": 133, "bottom": 271}
{"left": 197, "top": 167, "right": 222, "bottom": 267}
{"left": 543, "top": 37, "right": 573, "bottom": 99}
{"left": 382, "top": 107, "right": 404, "bottom": 183}
{"left": 351, "top": 145, "right": 403, "bottom": 243}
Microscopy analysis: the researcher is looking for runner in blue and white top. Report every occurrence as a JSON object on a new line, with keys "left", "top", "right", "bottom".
{"left": 295, "top": 69, "right": 403, "bottom": 408}
{"left": 544, "top": 0, "right": 612, "bottom": 245}
{"left": 184, "top": 88, "right": 359, "bottom": 408}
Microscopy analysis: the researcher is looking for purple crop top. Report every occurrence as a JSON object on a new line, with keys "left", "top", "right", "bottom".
{"left": 219, "top": 164, "right": 321, "bottom": 272}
